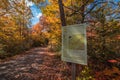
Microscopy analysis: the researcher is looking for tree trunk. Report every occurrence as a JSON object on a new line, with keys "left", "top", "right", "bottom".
{"left": 81, "top": 2, "right": 85, "bottom": 23}
{"left": 58, "top": 0, "right": 66, "bottom": 26}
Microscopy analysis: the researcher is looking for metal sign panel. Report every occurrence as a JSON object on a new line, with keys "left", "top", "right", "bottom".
{"left": 62, "top": 24, "right": 88, "bottom": 65}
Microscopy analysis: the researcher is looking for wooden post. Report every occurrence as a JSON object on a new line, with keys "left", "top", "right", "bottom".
{"left": 58, "top": 0, "right": 76, "bottom": 80}
{"left": 58, "top": 0, "right": 66, "bottom": 26}
{"left": 72, "top": 63, "right": 76, "bottom": 80}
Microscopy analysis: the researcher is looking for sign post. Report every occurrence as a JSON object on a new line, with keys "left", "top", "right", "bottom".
{"left": 58, "top": 0, "right": 76, "bottom": 80}
{"left": 58, "top": 0, "right": 88, "bottom": 80}
{"left": 72, "top": 63, "right": 76, "bottom": 80}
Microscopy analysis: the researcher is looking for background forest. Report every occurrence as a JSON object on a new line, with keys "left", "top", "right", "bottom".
{"left": 0, "top": 0, "right": 120, "bottom": 79}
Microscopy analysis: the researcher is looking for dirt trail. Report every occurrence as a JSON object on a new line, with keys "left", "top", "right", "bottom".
{"left": 0, "top": 47, "right": 71, "bottom": 80}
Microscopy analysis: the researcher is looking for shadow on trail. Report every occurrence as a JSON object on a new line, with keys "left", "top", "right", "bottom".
{"left": 0, "top": 47, "right": 70, "bottom": 80}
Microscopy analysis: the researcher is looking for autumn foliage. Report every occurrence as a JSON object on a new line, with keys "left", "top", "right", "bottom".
{"left": 0, "top": 0, "right": 120, "bottom": 79}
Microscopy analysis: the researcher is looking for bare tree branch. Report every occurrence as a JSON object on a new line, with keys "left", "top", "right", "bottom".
{"left": 85, "top": 2, "right": 107, "bottom": 16}
{"left": 67, "top": 0, "right": 118, "bottom": 17}
{"left": 68, "top": 0, "right": 90, "bottom": 16}
{"left": 63, "top": 4, "right": 76, "bottom": 12}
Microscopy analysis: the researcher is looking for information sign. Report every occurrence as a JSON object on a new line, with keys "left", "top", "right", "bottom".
{"left": 62, "top": 24, "right": 88, "bottom": 65}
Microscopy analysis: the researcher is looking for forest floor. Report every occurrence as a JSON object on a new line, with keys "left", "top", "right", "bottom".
{"left": 0, "top": 47, "right": 120, "bottom": 80}
{"left": 0, "top": 47, "right": 71, "bottom": 80}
